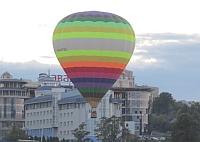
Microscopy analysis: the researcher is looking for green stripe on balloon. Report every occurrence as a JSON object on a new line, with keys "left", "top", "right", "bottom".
{"left": 58, "top": 56, "right": 129, "bottom": 64}
{"left": 53, "top": 32, "right": 135, "bottom": 42}
{"left": 78, "top": 88, "right": 108, "bottom": 93}
{"left": 55, "top": 21, "right": 133, "bottom": 30}
{"left": 55, "top": 50, "right": 132, "bottom": 59}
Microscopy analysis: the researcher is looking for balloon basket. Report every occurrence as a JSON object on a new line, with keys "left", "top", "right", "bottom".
{"left": 90, "top": 108, "right": 97, "bottom": 118}
{"left": 91, "top": 111, "right": 97, "bottom": 118}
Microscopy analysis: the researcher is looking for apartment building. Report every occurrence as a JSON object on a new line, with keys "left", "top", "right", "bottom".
{"left": 0, "top": 71, "right": 31, "bottom": 139}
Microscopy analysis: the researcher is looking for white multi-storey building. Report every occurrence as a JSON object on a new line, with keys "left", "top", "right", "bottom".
{"left": 24, "top": 88, "right": 121, "bottom": 141}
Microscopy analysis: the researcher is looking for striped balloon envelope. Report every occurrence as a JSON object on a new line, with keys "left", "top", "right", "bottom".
{"left": 52, "top": 11, "right": 135, "bottom": 108}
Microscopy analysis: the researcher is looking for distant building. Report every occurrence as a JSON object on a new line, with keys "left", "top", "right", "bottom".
{"left": 35, "top": 73, "right": 60, "bottom": 98}
{"left": 111, "top": 69, "right": 159, "bottom": 135}
{"left": 111, "top": 86, "right": 157, "bottom": 135}
{"left": 0, "top": 71, "right": 31, "bottom": 139}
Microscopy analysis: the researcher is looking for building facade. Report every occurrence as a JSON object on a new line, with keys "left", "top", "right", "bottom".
{"left": 24, "top": 69, "right": 158, "bottom": 140}
{"left": 24, "top": 88, "right": 121, "bottom": 141}
{"left": 112, "top": 69, "right": 159, "bottom": 135}
{"left": 0, "top": 71, "right": 31, "bottom": 139}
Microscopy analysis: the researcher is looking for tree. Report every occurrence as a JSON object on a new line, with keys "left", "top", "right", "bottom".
{"left": 171, "top": 113, "right": 199, "bottom": 142}
{"left": 72, "top": 122, "right": 90, "bottom": 142}
{"left": 42, "top": 135, "right": 46, "bottom": 142}
{"left": 95, "top": 115, "right": 132, "bottom": 142}
{"left": 152, "top": 92, "right": 175, "bottom": 116}
{"left": 4, "top": 125, "right": 28, "bottom": 141}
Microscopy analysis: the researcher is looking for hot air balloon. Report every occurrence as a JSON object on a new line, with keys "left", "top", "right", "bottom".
{"left": 52, "top": 11, "right": 135, "bottom": 118}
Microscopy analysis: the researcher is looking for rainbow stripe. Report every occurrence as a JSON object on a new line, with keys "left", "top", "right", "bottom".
{"left": 52, "top": 11, "right": 135, "bottom": 108}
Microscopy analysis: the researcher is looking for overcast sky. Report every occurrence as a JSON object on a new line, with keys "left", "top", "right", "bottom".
{"left": 0, "top": 0, "right": 200, "bottom": 101}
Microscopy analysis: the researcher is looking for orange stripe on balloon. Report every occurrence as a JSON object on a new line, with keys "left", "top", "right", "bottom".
{"left": 60, "top": 61, "right": 126, "bottom": 69}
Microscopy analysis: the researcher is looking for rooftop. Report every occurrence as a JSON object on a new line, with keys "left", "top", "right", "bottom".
{"left": 24, "top": 91, "right": 122, "bottom": 105}
{"left": 0, "top": 78, "right": 27, "bottom": 83}
{"left": 36, "top": 86, "right": 64, "bottom": 91}
{"left": 24, "top": 95, "right": 52, "bottom": 104}
{"left": 0, "top": 88, "right": 27, "bottom": 91}
{"left": 110, "top": 86, "right": 154, "bottom": 92}
{"left": 2, "top": 71, "right": 12, "bottom": 77}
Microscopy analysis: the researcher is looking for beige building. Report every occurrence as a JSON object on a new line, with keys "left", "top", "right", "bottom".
{"left": 0, "top": 71, "right": 31, "bottom": 139}
{"left": 112, "top": 69, "right": 159, "bottom": 135}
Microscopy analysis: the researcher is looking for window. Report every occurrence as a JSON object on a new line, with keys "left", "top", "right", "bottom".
{"left": 37, "top": 120, "right": 39, "bottom": 125}
{"left": 60, "top": 131, "right": 62, "bottom": 136}
{"left": 140, "top": 111, "right": 142, "bottom": 114}
{"left": 40, "top": 120, "right": 42, "bottom": 124}
{"left": 43, "top": 119, "right": 45, "bottom": 124}
{"left": 47, "top": 110, "right": 49, "bottom": 115}
{"left": 27, "top": 121, "right": 29, "bottom": 126}
{"left": 37, "top": 112, "right": 39, "bottom": 116}
{"left": 71, "top": 112, "right": 73, "bottom": 116}
{"left": 47, "top": 119, "right": 49, "bottom": 124}
{"left": 71, "top": 121, "right": 73, "bottom": 125}
{"left": 40, "top": 103, "right": 44, "bottom": 108}
{"left": 50, "top": 119, "right": 52, "bottom": 124}
{"left": 67, "top": 131, "right": 69, "bottom": 135}
{"left": 50, "top": 110, "right": 52, "bottom": 114}
{"left": 60, "top": 122, "right": 62, "bottom": 127}
{"left": 64, "top": 131, "right": 66, "bottom": 135}
{"left": 60, "top": 113, "right": 62, "bottom": 118}
{"left": 43, "top": 111, "right": 45, "bottom": 115}
{"left": 30, "top": 113, "right": 32, "bottom": 116}
{"left": 135, "top": 111, "right": 137, "bottom": 114}
{"left": 27, "top": 113, "right": 29, "bottom": 117}
{"left": 30, "top": 121, "right": 32, "bottom": 126}
{"left": 67, "top": 113, "right": 69, "bottom": 117}
{"left": 67, "top": 121, "right": 69, "bottom": 126}
{"left": 64, "top": 113, "right": 66, "bottom": 117}
{"left": 40, "top": 111, "right": 42, "bottom": 116}
{"left": 64, "top": 122, "right": 66, "bottom": 126}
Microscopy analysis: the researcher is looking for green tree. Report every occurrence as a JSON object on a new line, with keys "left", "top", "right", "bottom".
{"left": 72, "top": 122, "right": 90, "bottom": 142}
{"left": 95, "top": 115, "right": 133, "bottom": 142}
{"left": 42, "top": 135, "right": 46, "bottom": 142}
{"left": 4, "top": 125, "right": 28, "bottom": 141}
{"left": 171, "top": 113, "right": 199, "bottom": 142}
{"left": 152, "top": 92, "right": 175, "bottom": 116}
{"left": 178, "top": 104, "right": 190, "bottom": 115}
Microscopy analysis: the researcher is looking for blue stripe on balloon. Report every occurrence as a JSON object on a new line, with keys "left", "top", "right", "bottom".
{"left": 70, "top": 78, "right": 116, "bottom": 84}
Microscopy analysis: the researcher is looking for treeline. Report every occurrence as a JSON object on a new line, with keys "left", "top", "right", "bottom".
{"left": 152, "top": 92, "right": 200, "bottom": 142}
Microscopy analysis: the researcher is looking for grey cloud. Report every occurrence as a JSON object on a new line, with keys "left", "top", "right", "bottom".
{"left": 127, "top": 33, "right": 200, "bottom": 100}
{"left": 133, "top": 33, "right": 200, "bottom": 69}
{"left": 137, "top": 33, "right": 200, "bottom": 42}
{"left": 40, "top": 56, "right": 55, "bottom": 59}
{"left": 0, "top": 60, "right": 65, "bottom": 81}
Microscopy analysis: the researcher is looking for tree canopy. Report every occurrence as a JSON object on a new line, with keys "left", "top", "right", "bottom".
{"left": 4, "top": 125, "right": 28, "bottom": 141}
{"left": 171, "top": 113, "right": 199, "bottom": 142}
{"left": 152, "top": 92, "right": 175, "bottom": 115}
{"left": 94, "top": 115, "right": 133, "bottom": 142}
{"left": 72, "top": 122, "right": 90, "bottom": 142}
